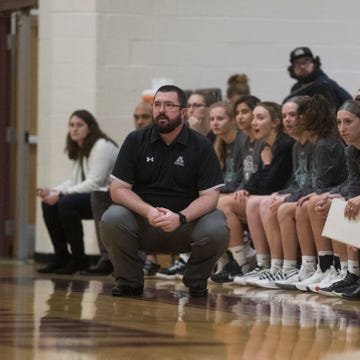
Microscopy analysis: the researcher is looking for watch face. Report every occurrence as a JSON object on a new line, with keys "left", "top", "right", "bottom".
{"left": 179, "top": 213, "right": 186, "bottom": 225}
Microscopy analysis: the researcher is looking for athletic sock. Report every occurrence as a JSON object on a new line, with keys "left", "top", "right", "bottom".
{"left": 348, "top": 260, "right": 360, "bottom": 276}
{"left": 301, "top": 256, "right": 316, "bottom": 270}
{"left": 333, "top": 255, "right": 341, "bottom": 271}
{"left": 229, "top": 245, "right": 246, "bottom": 266}
{"left": 256, "top": 253, "right": 270, "bottom": 268}
{"left": 270, "top": 258, "right": 283, "bottom": 273}
{"left": 283, "top": 259, "right": 297, "bottom": 273}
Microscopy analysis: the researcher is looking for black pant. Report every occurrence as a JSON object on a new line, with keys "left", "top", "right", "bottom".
{"left": 42, "top": 193, "right": 92, "bottom": 263}
{"left": 90, "top": 191, "right": 113, "bottom": 261}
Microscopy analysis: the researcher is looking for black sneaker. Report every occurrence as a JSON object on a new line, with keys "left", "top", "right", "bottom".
{"left": 319, "top": 271, "right": 360, "bottom": 296}
{"left": 55, "top": 259, "right": 89, "bottom": 275}
{"left": 341, "top": 283, "right": 360, "bottom": 300}
{"left": 80, "top": 259, "right": 113, "bottom": 276}
{"left": 156, "top": 258, "right": 186, "bottom": 279}
{"left": 37, "top": 262, "right": 66, "bottom": 274}
{"left": 143, "top": 260, "right": 160, "bottom": 277}
{"left": 210, "top": 259, "right": 246, "bottom": 283}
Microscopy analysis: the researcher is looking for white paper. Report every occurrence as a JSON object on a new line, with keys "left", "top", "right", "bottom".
{"left": 322, "top": 198, "right": 360, "bottom": 247}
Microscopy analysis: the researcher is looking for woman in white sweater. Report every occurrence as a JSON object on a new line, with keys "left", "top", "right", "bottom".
{"left": 37, "top": 110, "right": 119, "bottom": 274}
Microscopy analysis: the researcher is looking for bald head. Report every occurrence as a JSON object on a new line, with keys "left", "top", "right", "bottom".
{"left": 133, "top": 102, "right": 153, "bottom": 129}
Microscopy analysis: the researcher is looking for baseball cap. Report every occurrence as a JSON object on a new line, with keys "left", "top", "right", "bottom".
{"left": 290, "top": 47, "right": 314, "bottom": 63}
{"left": 353, "top": 88, "right": 360, "bottom": 101}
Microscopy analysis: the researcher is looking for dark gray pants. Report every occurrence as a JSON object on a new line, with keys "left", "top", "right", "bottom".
{"left": 90, "top": 191, "right": 113, "bottom": 262}
{"left": 100, "top": 205, "right": 229, "bottom": 289}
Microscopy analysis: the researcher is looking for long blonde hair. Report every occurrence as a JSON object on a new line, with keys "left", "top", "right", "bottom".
{"left": 210, "top": 101, "right": 236, "bottom": 169}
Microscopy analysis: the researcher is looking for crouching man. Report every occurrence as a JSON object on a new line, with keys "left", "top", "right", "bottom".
{"left": 100, "top": 85, "right": 229, "bottom": 297}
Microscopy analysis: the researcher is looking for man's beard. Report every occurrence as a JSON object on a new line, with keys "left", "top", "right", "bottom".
{"left": 154, "top": 114, "right": 182, "bottom": 134}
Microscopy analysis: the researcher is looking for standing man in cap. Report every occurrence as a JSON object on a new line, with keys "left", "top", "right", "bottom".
{"left": 284, "top": 46, "right": 351, "bottom": 109}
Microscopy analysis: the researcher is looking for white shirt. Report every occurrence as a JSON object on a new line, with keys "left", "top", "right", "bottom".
{"left": 55, "top": 138, "right": 119, "bottom": 193}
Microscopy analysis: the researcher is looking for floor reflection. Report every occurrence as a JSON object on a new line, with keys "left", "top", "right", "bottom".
{"left": 0, "top": 264, "right": 359, "bottom": 359}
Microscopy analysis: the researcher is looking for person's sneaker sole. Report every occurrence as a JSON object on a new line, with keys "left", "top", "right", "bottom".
{"left": 156, "top": 272, "right": 179, "bottom": 280}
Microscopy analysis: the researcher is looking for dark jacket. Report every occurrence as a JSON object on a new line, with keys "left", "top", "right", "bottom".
{"left": 244, "top": 132, "right": 294, "bottom": 195}
{"left": 284, "top": 69, "right": 351, "bottom": 110}
{"left": 346, "top": 146, "right": 360, "bottom": 198}
{"left": 221, "top": 132, "right": 263, "bottom": 193}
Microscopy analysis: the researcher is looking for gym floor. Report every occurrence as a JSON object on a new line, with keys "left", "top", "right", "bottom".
{"left": 0, "top": 261, "right": 359, "bottom": 359}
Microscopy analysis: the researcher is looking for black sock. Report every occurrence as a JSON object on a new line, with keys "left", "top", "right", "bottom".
{"left": 319, "top": 254, "right": 333, "bottom": 272}
{"left": 333, "top": 255, "right": 341, "bottom": 271}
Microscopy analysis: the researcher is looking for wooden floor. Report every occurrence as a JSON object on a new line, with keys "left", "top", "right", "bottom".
{"left": 1, "top": 261, "right": 360, "bottom": 359}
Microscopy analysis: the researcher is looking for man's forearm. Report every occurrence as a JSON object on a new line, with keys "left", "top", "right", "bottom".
{"left": 180, "top": 190, "right": 219, "bottom": 222}
{"left": 111, "top": 187, "right": 153, "bottom": 218}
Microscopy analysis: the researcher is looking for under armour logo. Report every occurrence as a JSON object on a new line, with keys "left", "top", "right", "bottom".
{"left": 174, "top": 156, "right": 184, "bottom": 167}
{"left": 146, "top": 157, "right": 154, "bottom": 162}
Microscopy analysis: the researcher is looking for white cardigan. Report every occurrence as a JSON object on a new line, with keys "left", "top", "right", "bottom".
{"left": 55, "top": 138, "right": 119, "bottom": 194}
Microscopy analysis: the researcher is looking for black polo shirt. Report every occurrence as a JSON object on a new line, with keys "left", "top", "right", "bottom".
{"left": 111, "top": 124, "right": 224, "bottom": 212}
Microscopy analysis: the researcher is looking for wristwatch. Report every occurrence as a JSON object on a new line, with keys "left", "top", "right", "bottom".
{"left": 177, "top": 212, "right": 187, "bottom": 226}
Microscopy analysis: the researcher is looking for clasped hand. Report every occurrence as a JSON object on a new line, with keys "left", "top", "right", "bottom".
{"left": 233, "top": 189, "right": 249, "bottom": 202}
{"left": 37, "top": 187, "right": 61, "bottom": 206}
{"left": 269, "top": 193, "right": 285, "bottom": 214}
{"left": 148, "top": 207, "right": 181, "bottom": 232}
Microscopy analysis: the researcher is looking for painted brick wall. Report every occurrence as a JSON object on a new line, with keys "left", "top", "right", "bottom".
{"left": 36, "top": 0, "right": 360, "bottom": 254}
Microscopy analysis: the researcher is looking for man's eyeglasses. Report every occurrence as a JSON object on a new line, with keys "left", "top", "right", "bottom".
{"left": 187, "top": 103, "right": 206, "bottom": 109}
{"left": 152, "top": 102, "right": 182, "bottom": 112}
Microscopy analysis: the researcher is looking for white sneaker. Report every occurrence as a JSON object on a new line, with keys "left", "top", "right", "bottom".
{"left": 247, "top": 267, "right": 281, "bottom": 288}
{"left": 233, "top": 265, "right": 268, "bottom": 286}
{"left": 276, "top": 265, "right": 315, "bottom": 290}
{"left": 252, "top": 269, "right": 285, "bottom": 289}
{"left": 294, "top": 265, "right": 326, "bottom": 291}
{"left": 275, "top": 268, "right": 300, "bottom": 290}
{"left": 308, "top": 266, "right": 344, "bottom": 294}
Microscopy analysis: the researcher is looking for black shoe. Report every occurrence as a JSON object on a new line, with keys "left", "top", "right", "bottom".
{"left": 80, "top": 260, "right": 113, "bottom": 276}
{"left": 341, "top": 286, "right": 360, "bottom": 300}
{"left": 319, "top": 271, "right": 360, "bottom": 295}
{"left": 211, "top": 259, "right": 246, "bottom": 283}
{"left": 55, "top": 259, "right": 89, "bottom": 275}
{"left": 111, "top": 283, "right": 143, "bottom": 297}
{"left": 156, "top": 258, "right": 186, "bottom": 279}
{"left": 189, "top": 287, "right": 208, "bottom": 297}
{"left": 37, "top": 262, "right": 66, "bottom": 274}
{"left": 334, "top": 278, "right": 360, "bottom": 296}
{"left": 143, "top": 260, "right": 160, "bottom": 277}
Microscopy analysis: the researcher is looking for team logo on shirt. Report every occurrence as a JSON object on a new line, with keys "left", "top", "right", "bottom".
{"left": 174, "top": 156, "right": 184, "bottom": 167}
{"left": 146, "top": 156, "right": 154, "bottom": 162}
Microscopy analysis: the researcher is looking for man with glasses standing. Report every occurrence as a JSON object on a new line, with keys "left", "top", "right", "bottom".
{"left": 100, "top": 85, "right": 229, "bottom": 297}
{"left": 283, "top": 46, "right": 351, "bottom": 109}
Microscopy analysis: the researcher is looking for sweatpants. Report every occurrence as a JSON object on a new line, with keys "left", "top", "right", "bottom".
{"left": 100, "top": 205, "right": 229, "bottom": 289}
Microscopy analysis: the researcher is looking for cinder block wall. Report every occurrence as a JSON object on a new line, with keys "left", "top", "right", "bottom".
{"left": 36, "top": 0, "right": 360, "bottom": 255}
